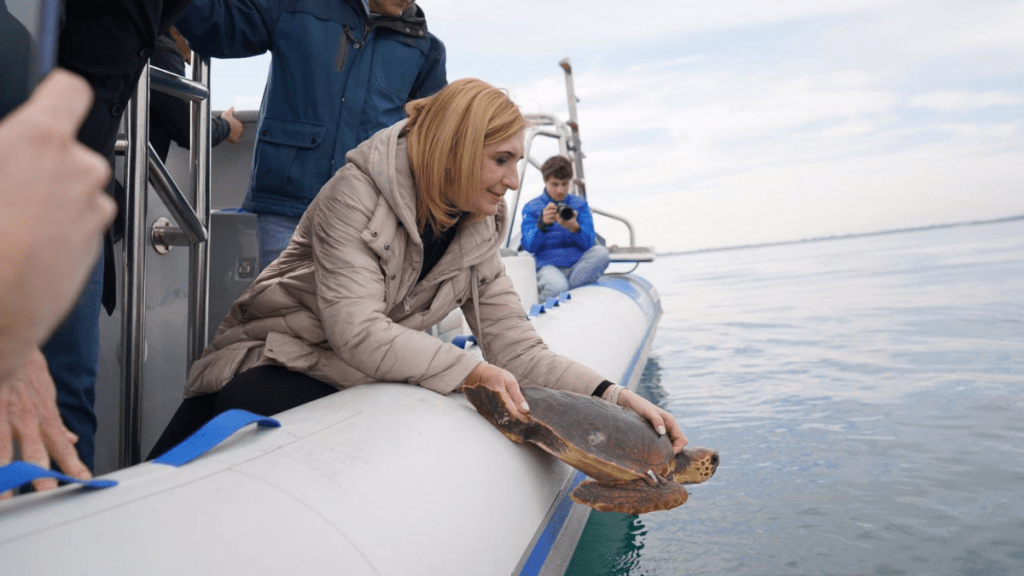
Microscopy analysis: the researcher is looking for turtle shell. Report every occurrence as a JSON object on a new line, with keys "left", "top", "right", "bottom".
{"left": 520, "top": 387, "right": 675, "bottom": 482}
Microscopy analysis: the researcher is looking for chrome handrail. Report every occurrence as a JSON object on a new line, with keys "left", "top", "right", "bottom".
{"left": 150, "top": 65, "right": 209, "bottom": 102}
{"left": 504, "top": 60, "right": 650, "bottom": 260}
{"left": 148, "top": 142, "right": 207, "bottom": 245}
{"left": 187, "top": 57, "right": 212, "bottom": 369}
{"left": 119, "top": 62, "right": 151, "bottom": 467}
{"left": 590, "top": 207, "right": 637, "bottom": 248}
{"left": 118, "top": 57, "right": 212, "bottom": 467}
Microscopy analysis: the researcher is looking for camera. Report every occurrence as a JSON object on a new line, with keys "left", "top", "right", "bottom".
{"left": 556, "top": 202, "right": 576, "bottom": 221}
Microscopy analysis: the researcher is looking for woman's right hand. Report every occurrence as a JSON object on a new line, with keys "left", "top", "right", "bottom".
{"left": 461, "top": 362, "right": 530, "bottom": 420}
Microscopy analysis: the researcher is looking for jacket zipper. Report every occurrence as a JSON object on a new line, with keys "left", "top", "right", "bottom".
{"left": 334, "top": 25, "right": 357, "bottom": 72}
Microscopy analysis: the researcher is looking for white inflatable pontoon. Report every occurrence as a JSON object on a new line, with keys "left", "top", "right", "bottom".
{"left": 0, "top": 269, "right": 661, "bottom": 576}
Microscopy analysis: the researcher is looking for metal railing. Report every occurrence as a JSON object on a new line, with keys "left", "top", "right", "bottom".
{"left": 504, "top": 60, "right": 649, "bottom": 262}
{"left": 117, "top": 59, "right": 212, "bottom": 467}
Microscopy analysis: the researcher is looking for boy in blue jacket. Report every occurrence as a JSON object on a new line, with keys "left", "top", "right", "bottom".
{"left": 521, "top": 156, "right": 610, "bottom": 300}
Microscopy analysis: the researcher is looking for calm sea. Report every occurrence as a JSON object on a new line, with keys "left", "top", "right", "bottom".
{"left": 567, "top": 218, "right": 1024, "bottom": 576}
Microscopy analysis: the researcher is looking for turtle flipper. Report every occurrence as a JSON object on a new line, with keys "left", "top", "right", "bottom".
{"left": 462, "top": 383, "right": 533, "bottom": 444}
{"left": 571, "top": 478, "right": 688, "bottom": 514}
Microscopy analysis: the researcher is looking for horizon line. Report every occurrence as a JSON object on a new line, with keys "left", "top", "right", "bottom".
{"left": 656, "top": 214, "right": 1024, "bottom": 257}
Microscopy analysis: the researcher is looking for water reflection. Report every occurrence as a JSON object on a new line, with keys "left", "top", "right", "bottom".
{"left": 566, "top": 511, "right": 645, "bottom": 576}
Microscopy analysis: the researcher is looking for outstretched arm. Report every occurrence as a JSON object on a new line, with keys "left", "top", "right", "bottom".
{"left": 174, "top": 0, "right": 280, "bottom": 58}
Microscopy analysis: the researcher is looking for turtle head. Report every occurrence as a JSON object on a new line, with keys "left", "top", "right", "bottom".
{"left": 671, "top": 447, "right": 719, "bottom": 484}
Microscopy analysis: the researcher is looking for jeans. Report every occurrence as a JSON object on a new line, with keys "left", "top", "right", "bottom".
{"left": 256, "top": 213, "right": 302, "bottom": 271}
{"left": 536, "top": 245, "right": 611, "bottom": 301}
{"left": 42, "top": 249, "right": 104, "bottom": 470}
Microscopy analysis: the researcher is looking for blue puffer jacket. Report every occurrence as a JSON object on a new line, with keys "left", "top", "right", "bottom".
{"left": 176, "top": 0, "right": 447, "bottom": 218}
{"left": 520, "top": 191, "right": 597, "bottom": 269}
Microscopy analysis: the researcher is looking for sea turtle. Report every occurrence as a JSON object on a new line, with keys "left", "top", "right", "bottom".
{"left": 463, "top": 384, "right": 719, "bottom": 515}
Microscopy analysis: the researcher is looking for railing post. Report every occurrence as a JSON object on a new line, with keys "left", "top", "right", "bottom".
{"left": 559, "top": 57, "right": 587, "bottom": 199}
{"left": 188, "top": 56, "right": 212, "bottom": 362}
{"left": 119, "top": 61, "right": 150, "bottom": 468}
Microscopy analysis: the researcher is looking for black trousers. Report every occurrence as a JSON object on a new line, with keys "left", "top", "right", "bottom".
{"left": 147, "top": 365, "right": 338, "bottom": 461}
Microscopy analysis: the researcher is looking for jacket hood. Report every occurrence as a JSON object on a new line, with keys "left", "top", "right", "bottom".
{"left": 345, "top": 120, "right": 509, "bottom": 263}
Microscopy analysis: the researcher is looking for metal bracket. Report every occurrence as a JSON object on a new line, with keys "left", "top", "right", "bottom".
{"left": 150, "top": 217, "right": 188, "bottom": 254}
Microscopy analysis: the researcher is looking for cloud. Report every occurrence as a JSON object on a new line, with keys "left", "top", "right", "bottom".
{"left": 205, "top": 0, "right": 1024, "bottom": 252}
{"left": 908, "top": 90, "right": 1024, "bottom": 111}
{"left": 429, "top": 0, "right": 900, "bottom": 52}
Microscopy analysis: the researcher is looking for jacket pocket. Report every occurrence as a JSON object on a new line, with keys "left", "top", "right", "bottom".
{"left": 369, "top": 40, "right": 426, "bottom": 127}
{"left": 253, "top": 117, "right": 328, "bottom": 202}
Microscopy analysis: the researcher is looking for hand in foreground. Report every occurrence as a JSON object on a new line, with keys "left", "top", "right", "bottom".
{"left": 221, "top": 107, "right": 245, "bottom": 143}
{"left": 617, "top": 388, "right": 688, "bottom": 454}
{"left": 0, "top": 349, "right": 91, "bottom": 499}
{"left": 0, "top": 69, "right": 115, "bottom": 376}
{"left": 461, "top": 362, "right": 530, "bottom": 420}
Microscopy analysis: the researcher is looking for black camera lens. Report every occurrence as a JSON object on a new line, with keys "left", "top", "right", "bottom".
{"left": 556, "top": 202, "right": 575, "bottom": 220}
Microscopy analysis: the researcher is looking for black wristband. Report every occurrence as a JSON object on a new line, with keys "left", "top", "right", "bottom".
{"left": 536, "top": 215, "right": 550, "bottom": 232}
{"left": 591, "top": 380, "right": 614, "bottom": 397}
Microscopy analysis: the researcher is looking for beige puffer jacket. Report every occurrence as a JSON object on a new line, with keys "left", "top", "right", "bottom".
{"left": 185, "top": 121, "right": 605, "bottom": 398}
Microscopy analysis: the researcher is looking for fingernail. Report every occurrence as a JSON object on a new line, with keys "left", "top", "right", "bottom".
{"left": 656, "top": 425, "right": 666, "bottom": 435}
{"left": 520, "top": 402, "right": 530, "bottom": 412}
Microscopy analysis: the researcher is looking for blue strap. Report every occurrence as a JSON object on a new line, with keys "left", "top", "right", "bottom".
{"left": 451, "top": 335, "right": 476, "bottom": 349}
{"left": 153, "top": 409, "right": 280, "bottom": 467}
{"left": 0, "top": 461, "right": 118, "bottom": 493}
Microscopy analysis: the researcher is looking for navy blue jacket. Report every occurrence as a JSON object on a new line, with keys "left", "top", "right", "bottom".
{"left": 175, "top": 0, "right": 447, "bottom": 218}
{"left": 520, "top": 191, "right": 597, "bottom": 269}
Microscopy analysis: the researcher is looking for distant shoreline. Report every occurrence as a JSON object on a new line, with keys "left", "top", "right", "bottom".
{"left": 657, "top": 214, "right": 1024, "bottom": 257}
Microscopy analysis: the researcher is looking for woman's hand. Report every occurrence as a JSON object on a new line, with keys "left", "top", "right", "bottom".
{"left": 461, "top": 362, "right": 530, "bottom": 420}
{"left": 617, "top": 388, "right": 688, "bottom": 454}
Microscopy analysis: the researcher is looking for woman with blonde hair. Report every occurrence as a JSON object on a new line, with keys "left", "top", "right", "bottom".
{"left": 149, "top": 78, "right": 686, "bottom": 457}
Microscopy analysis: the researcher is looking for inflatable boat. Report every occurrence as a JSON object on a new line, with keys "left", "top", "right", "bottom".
{"left": 0, "top": 59, "right": 661, "bottom": 575}
{"left": 0, "top": 268, "right": 660, "bottom": 575}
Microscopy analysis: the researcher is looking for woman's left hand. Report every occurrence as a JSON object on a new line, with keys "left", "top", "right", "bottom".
{"left": 618, "top": 388, "right": 688, "bottom": 454}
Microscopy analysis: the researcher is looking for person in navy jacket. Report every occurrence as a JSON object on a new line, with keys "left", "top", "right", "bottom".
{"left": 520, "top": 156, "right": 610, "bottom": 300}
{"left": 174, "top": 0, "right": 447, "bottom": 269}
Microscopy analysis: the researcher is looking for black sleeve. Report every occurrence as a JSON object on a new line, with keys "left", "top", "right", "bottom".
{"left": 210, "top": 115, "right": 229, "bottom": 148}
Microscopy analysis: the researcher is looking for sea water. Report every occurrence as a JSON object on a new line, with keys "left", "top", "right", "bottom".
{"left": 567, "top": 218, "right": 1024, "bottom": 576}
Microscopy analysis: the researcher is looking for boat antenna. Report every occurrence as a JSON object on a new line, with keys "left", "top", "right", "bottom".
{"left": 559, "top": 57, "right": 586, "bottom": 199}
